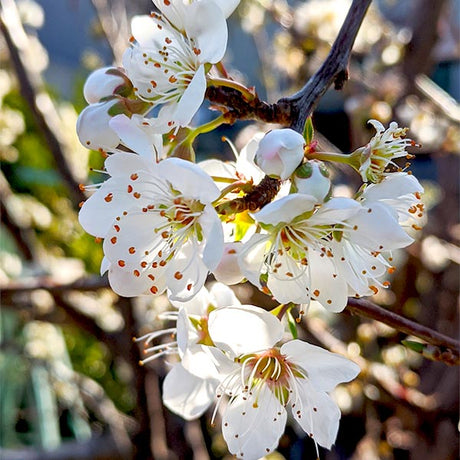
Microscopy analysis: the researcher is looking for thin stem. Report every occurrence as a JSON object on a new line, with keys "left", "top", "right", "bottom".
{"left": 307, "top": 151, "right": 353, "bottom": 165}
{"left": 3, "top": 275, "right": 458, "bottom": 362}
{"left": 212, "top": 180, "right": 252, "bottom": 205}
{"left": 346, "top": 297, "right": 460, "bottom": 358}
{"left": 0, "top": 6, "right": 86, "bottom": 207}
{"left": 207, "top": 77, "right": 256, "bottom": 102}
{"left": 184, "top": 114, "right": 227, "bottom": 145}
{"left": 283, "top": 0, "right": 373, "bottom": 133}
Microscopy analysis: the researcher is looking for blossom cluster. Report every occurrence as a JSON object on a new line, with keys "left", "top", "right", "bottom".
{"left": 76, "top": 1, "right": 425, "bottom": 458}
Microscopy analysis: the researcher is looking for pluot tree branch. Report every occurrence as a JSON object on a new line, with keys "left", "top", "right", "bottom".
{"left": 346, "top": 298, "right": 460, "bottom": 365}
{"left": 208, "top": 0, "right": 372, "bottom": 213}
{"left": 0, "top": 3, "right": 86, "bottom": 206}
{"left": 281, "top": 0, "right": 372, "bottom": 132}
{"left": 2, "top": 276, "right": 458, "bottom": 364}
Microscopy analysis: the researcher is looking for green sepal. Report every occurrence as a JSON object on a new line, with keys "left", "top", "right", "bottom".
{"left": 269, "top": 304, "right": 285, "bottom": 317}
{"left": 402, "top": 340, "right": 425, "bottom": 353}
{"left": 303, "top": 117, "right": 314, "bottom": 144}
{"left": 287, "top": 310, "right": 298, "bottom": 339}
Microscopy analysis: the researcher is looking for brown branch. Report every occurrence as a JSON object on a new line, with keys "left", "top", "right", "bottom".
{"left": 0, "top": 170, "right": 38, "bottom": 261}
{"left": 401, "top": 0, "right": 447, "bottom": 88}
{"left": 346, "top": 297, "right": 460, "bottom": 365}
{"left": 116, "top": 297, "right": 155, "bottom": 460}
{"left": 0, "top": 8, "right": 86, "bottom": 207}
{"left": 0, "top": 275, "right": 109, "bottom": 299}
{"left": 281, "top": 0, "right": 372, "bottom": 132}
{"left": 209, "top": 0, "right": 372, "bottom": 213}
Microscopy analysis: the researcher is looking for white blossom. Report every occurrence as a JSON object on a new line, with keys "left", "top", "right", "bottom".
{"left": 351, "top": 119, "right": 415, "bottom": 183}
{"left": 79, "top": 154, "right": 224, "bottom": 301}
{"left": 292, "top": 159, "right": 331, "bottom": 202}
{"left": 123, "top": 0, "right": 228, "bottom": 131}
{"left": 207, "top": 305, "right": 360, "bottom": 459}
{"left": 254, "top": 128, "right": 305, "bottom": 180}
{"left": 239, "top": 194, "right": 361, "bottom": 311}
{"left": 83, "top": 67, "right": 132, "bottom": 104}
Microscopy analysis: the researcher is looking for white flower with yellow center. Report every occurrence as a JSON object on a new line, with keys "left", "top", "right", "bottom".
{"left": 79, "top": 153, "right": 224, "bottom": 301}
{"left": 136, "top": 283, "right": 240, "bottom": 419}
{"left": 351, "top": 119, "right": 416, "bottom": 183}
{"left": 239, "top": 193, "right": 361, "bottom": 311}
{"left": 123, "top": 0, "right": 228, "bottom": 132}
{"left": 206, "top": 305, "right": 360, "bottom": 459}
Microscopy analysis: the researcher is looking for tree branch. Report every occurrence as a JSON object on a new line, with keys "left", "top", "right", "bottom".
{"left": 282, "top": 0, "right": 372, "bottom": 132}
{"left": 346, "top": 297, "right": 460, "bottom": 365}
{"left": 0, "top": 3, "right": 86, "bottom": 206}
{"left": 209, "top": 0, "right": 372, "bottom": 213}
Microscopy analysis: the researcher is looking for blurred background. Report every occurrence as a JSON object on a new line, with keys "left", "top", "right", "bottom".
{"left": 0, "top": 0, "right": 459, "bottom": 459}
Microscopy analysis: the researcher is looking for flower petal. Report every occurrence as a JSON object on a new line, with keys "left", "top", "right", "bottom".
{"left": 200, "top": 205, "right": 224, "bottom": 271}
{"left": 292, "top": 379, "right": 341, "bottom": 449}
{"left": 158, "top": 158, "right": 220, "bottom": 203}
{"left": 238, "top": 234, "right": 269, "bottom": 288}
{"left": 208, "top": 305, "right": 283, "bottom": 357}
{"left": 183, "top": 1, "right": 228, "bottom": 63}
{"left": 253, "top": 193, "right": 317, "bottom": 226}
{"left": 222, "top": 385, "right": 286, "bottom": 459}
{"left": 347, "top": 202, "right": 413, "bottom": 250}
{"left": 281, "top": 340, "right": 360, "bottom": 392}
{"left": 166, "top": 241, "right": 210, "bottom": 302}
{"left": 267, "top": 252, "right": 311, "bottom": 304}
{"left": 172, "top": 65, "right": 206, "bottom": 126}
{"left": 309, "top": 249, "right": 348, "bottom": 312}
{"left": 162, "top": 363, "right": 216, "bottom": 421}
{"left": 109, "top": 114, "right": 163, "bottom": 164}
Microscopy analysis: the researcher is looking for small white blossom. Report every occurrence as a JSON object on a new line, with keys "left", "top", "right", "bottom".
{"left": 138, "top": 283, "right": 240, "bottom": 419}
{"left": 123, "top": 0, "right": 228, "bottom": 131}
{"left": 239, "top": 194, "right": 361, "bottom": 311}
{"left": 79, "top": 154, "right": 224, "bottom": 301}
{"left": 351, "top": 119, "right": 415, "bottom": 183}
{"left": 83, "top": 67, "right": 133, "bottom": 104}
{"left": 254, "top": 128, "right": 305, "bottom": 180}
{"left": 76, "top": 99, "right": 126, "bottom": 152}
{"left": 292, "top": 159, "right": 331, "bottom": 202}
{"left": 206, "top": 305, "right": 360, "bottom": 459}
{"left": 212, "top": 242, "right": 245, "bottom": 285}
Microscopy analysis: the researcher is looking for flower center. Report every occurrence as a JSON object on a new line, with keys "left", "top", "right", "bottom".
{"left": 130, "top": 12, "right": 201, "bottom": 104}
{"left": 236, "top": 348, "right": 306, "bottom": 407}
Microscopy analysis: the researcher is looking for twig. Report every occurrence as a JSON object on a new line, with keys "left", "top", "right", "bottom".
{"left": 0, "top": 172, "right": 37, "bottom": 261}
{"left": 281, "top": 0, "right": 372, "bottom": 132}
{"left": 209, "top": 0, "right": 372, "bottom": 213}
{"left": 346, "top": 297, "right": 460, "bottom": 364}
{"left": 0, "top": 275, "right": 109, "bottom": 298}
{"left": 2, "top": 274, "right": 458, "bottom": 364}
{"left": 0, "top": 2, "right": 86, "bottom": 206}
{"left": 116, "top": 297, "right": 154, "bottom": 460}
{"left": 91, "top": 0, "right": 129, "bottom": 64}
{"left": 401, "top": 0, "right": 447, "bottom": 88}
{"left": 303, "top": 316, "right": 439, "bottom": 410}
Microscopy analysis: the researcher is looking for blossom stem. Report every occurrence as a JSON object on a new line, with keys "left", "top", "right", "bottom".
{"left": 212, "top": 180, "right": 253, "bottom": 205}
{"left": 207, "top": 77, "right": 256, "bottom": 102}
{"left": 307, "top": 151, "right": 353, "bottom": 165}
{"left": 184, "top": 114, "right": 227, "bottom": 145}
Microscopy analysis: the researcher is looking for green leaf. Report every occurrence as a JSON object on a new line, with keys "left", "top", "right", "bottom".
{"left": 402, "top": 340, "right": 425, "bottom": 353}
{"left": 303, "top": 117, "right": 314, "bottom": 144}
{"left": 287, "top": 310, "right": 298, "bottom": 339}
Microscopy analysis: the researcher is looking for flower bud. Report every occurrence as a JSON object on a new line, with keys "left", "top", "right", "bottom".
{"left": 291, "top": 160, "right": 331, "bottom": 203}
{"left": 83, "top": 67, "right": 133, "bottom": 104}
{"left": 77, "top": 98, "right": 129, "bottom": 151}
{"left": 254, "top": 129, "right": 305, "bottom": 180}
{"left": 212, "top": 242, "right": 244, "bottom": 285}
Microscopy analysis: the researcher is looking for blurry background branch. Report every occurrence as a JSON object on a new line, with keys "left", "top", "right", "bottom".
{"left": 0, "top": 0, "right": 86, "bottom": 206}
{"left": 2, "top": 275, "right": 458, "bottom": 364}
